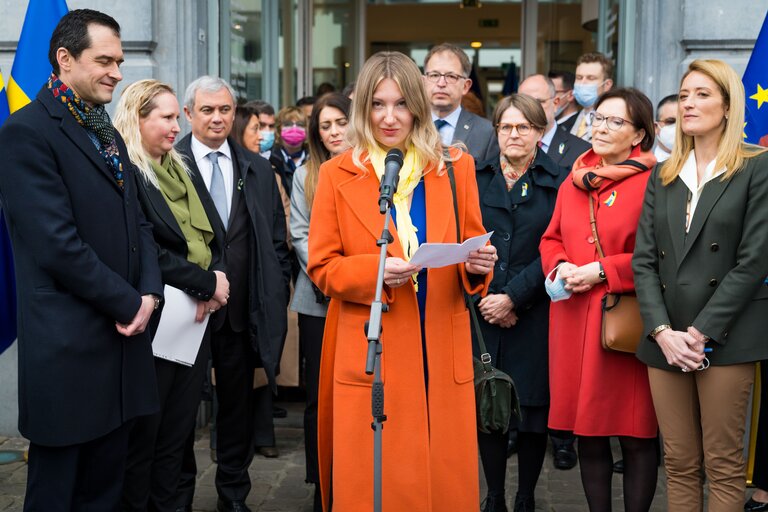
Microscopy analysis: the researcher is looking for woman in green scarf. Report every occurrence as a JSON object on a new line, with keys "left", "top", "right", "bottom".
{"left": 114, "top": 79, "right": 230, "bottom": 511}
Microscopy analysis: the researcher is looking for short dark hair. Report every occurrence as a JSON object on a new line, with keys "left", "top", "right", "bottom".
{"left": 424, "top": 43, "right": 471, "bottom": 77}
{"left": 296, "top": 96, "right": 317, "bottom": 107}
{"left": 594, "top": 87, "right": 655, "bottom": 151}
{"left": 315, "top": 82, "right": 336, "bottom": 96}
{"left": 49, "top": 9, "right": 121, "bottom": 75}
{"left": 233, "top": 103, "right": 260, "bottom": 149}
{"left": 576, "top": 52, "right": 613, "bottom": 81}
{"left": 656, "top": 94, "right": 678, "bottom": 117}
{"left": 548, "top": 70, "right": 575, "bottom": 91}
{"left": 246, "top": 100, "right": 275, "bottom": 117}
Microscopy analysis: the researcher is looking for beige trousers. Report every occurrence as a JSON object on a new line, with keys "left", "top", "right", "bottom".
{"left": 648, "top": 364, "right": 755, "bottom": 512}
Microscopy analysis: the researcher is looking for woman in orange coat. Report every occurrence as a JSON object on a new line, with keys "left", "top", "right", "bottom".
{"left": 307, "top": 51, "right": 495, "bottom": 512}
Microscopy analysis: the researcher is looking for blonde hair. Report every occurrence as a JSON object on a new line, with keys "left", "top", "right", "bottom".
{"left": 660, "top": 59, "right": 767, "bottom": 186}
{"left": 348, "top": 51, "right": 444, "bottom": 173}
{"left": 114, "top": 79, "right": 189, "bottom": 188}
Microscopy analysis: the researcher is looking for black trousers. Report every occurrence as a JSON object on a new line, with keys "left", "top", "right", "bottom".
{"left": 121, "top": 335, "right": 209, "bottom": 512}
{"left": 211, "top": 324, "right": 258, "bottom": 502}
{"left": 24, "top": 420, "right": 134, "bottom": 512}
{"left": 754, "top": 360, "right": 768, "bottom": 490}
{"left": 299, "top": 313, "right": 325, "bottom": 484}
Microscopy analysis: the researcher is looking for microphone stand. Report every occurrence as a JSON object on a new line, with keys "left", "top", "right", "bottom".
{"left": 365, "top": 198, "right": 393, "bottom": 512}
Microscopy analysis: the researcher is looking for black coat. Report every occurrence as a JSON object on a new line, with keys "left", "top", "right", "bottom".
{"left": 0, "top": 88, "right": 163, "bottom": 446}
{"left": 134, "top": 166, "right": 223, "bottom": 335}
{"left": 473, "top": 150, "right": 568, "bottom": 406}
{"left": 176, "top": 135, "right": 291, "bottom": 388}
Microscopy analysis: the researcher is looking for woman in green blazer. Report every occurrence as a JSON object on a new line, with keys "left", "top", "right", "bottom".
{"left": 633, "top": 59, "right": 768, "bottom": 511}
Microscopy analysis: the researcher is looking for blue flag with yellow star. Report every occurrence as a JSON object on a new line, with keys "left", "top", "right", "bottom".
{"left": 743, "top": 11, "right": 768, "bottom": 145}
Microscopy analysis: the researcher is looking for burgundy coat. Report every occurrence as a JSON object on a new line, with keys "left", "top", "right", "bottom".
{"left": 539, "top": 148, "right": 658, "bottom": 437}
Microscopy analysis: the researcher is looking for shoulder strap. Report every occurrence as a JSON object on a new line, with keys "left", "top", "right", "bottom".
{"left": 444, "top": 152, "right": 493, "bottom": 367}
{"left": 588, "top": 193, "right": 606, "bottom": 259}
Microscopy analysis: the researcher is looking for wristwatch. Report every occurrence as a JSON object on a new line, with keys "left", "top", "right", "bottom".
{"left": 649, "top": 324, "right": 671, "bottom": 340}
{"left": 598, "top": 263, "right": 607, "bottom": 281}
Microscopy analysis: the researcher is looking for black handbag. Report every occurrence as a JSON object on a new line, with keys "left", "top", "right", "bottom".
{"left": 445, "top": 154, "right": 520, "bottom": 434}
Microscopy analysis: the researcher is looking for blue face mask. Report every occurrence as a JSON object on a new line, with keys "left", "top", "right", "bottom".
{"left": 260, "top": 130, "right": 275, "bottom": 152}
{"left": 545, "top": 266, "right": 572, "bottom": 302}
{"left": 573, "top": 83, "right": 601, "bottom": 108}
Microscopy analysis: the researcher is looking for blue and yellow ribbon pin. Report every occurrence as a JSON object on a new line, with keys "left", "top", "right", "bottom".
{"left": 604, "top": 190, "right": 617, "bottom": 207}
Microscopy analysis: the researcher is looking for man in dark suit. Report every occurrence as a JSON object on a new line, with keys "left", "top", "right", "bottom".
{"left": 0, "top": 10, "right": 163, "bottom": 510}
{"left": 423, "top": 43, "right": 499, "bottom": 163}
{"left": 177, "top": 76, "right": 290, "bottom": 512}
{"left": 519, "top": 74, "right": 590, "bottom": 171}
{"left": 548, "top": 70, "right": 580, "bottom": 133}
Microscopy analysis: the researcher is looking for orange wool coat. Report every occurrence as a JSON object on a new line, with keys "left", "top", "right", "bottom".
{"left": 307, "top": 149, "right": 491, "bottom": 512}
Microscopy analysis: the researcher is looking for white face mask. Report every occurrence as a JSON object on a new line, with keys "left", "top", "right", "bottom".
{"left": 657, "top": 123, "right": 676, "bottom": 152}
{"left": 544, "top": 266, "right": 572, "bottom": 302}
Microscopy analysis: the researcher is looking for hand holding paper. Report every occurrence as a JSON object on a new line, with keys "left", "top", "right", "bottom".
{"left": 408, "top": 231, "right": 493, "bottom": 268}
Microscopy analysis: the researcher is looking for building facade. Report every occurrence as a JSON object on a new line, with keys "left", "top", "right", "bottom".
{"left": 0, "top": 0, "right": 765, "bottom": 435}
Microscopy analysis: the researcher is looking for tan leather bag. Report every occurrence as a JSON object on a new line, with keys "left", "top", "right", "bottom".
{"left": 589, "top": 194, "right": 643, "bottom": 353}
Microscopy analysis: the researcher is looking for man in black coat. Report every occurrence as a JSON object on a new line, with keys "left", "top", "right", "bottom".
{"left": 177, "top": 76, "right": 290, "bottom": 512}
{"left": 519, "top": 74, "right": 591, "bottom": 171}
{"left": 0, "top": 10, "right": 163, "bottom": 510}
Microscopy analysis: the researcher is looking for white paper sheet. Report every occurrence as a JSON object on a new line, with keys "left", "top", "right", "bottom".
{"left": 408, "top": 231, "right": 494, "bottom": 268}
{"left": 152, "top": 285, "right": 209, "bottom": 366}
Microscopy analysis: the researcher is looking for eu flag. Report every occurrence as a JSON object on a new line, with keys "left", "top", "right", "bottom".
{"left": 0, "top": 68, "right": 9, "bottom": 125}
{"left": 7, "top": 0, "right": 69, "bottom": 113}
{"left": 743, "top": 11, "right": 768, "bottom": 144}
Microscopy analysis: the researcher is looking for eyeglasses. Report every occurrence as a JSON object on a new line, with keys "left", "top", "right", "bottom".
{"left": 424, "top": 71, "right": 466, "bottom": 84}
{"left": 283, "top": 121, "right": 306, "bottom": 128}
{"left": 533, "top": 96, "right": 554, "bottom": 105}
{"left": 496, "top": 123, "right": 534, "bottom": 136}
{"left": 655, "top": 117, "right": 676, "bottom": 127}
{"left": 589, "top": 112, "right": 635, "bottom": 131}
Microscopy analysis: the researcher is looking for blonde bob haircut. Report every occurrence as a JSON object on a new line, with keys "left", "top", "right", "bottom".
{"left": 114, "top": 79, "right": 189, "bottom": 189}
{"left": 660, "top": 59, "right": 766, "bottom": 186}
{"left": 348, "top": 51, "right": 444, "bottom": 173}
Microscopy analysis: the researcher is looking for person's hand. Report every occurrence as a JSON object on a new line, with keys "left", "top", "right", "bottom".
{"left": 561, "top": 261, "right": 602, "bottom": 293}
{"left": 195, "top": 298, "right": 223, "bottom": 322}
{"left": 466, "top": 245, "right": 497, "bottom": 275}
{"left": 655, "top": 329, "right": 706, "bottom": 371}
{"left": 497, "top": 310, "right": 519, "bottom": 328}
{"left": 384, "top": 257, "right": 421, "bottom": 288}
{"left": 116, "top": 295, "right": 156, "bottom": 336}
{"left": 212, "top": 270, "right": 230, "bottom": 306}
{"left": 478, "top": 293, "right": 513, "bottom": 324}
{"left": 686, "top": 326, "right": 709, "bottom": 354}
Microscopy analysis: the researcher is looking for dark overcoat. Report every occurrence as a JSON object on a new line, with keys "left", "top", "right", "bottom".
{"left": 176, "top": 135, "right": 291, "bottom": 386}
{"left": 633, "top": 151, "right": 768, "bottom": 368}
{"left": 473, "top": 150, "right": 568, "bottom": 406}
{"left": 0, "top": 88, "right": 163, "bottom": 446}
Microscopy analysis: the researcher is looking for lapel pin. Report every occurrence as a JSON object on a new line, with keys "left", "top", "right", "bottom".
{"left": 464, "top": 124, "right": 470, "bottom": 130}
{"left": 237, "top": 178, "right": 244, "bottom": 191}
{"left": 558, "top": 142, "right": 565, "bottom": 155}
{"left": 521, "top": 182, "right": 529, "bottom": 197}
{"left": 604, "top": 190, "right": 617, "bottom": 207}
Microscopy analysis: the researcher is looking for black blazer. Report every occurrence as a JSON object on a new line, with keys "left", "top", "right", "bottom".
{"left": 134, "top": 167, "right": 223, "bottom": 334}
{"left": 547, "top": 127, "right": 591, "bottom": 170}
{"left": 473, "top": 151, "right": 568, "bottom": 405}
{"left": 176, "top": 135, "right": 291, "bottom": 387}
{"left": 633, "top": 151, "right": 768, "bottom": 368}
{"left": 0, "top": 88, "right": 163, "bottom": 446}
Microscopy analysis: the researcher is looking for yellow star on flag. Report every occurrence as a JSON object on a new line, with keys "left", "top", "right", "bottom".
{"left": 743, "top": 122, "right": 748, "bottom": 139}
{"left": 750, "top": 84, "right": 768, "bottom": 109}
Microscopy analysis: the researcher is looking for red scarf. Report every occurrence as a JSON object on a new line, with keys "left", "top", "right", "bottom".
{"left": 571, "top": 146, "right": 656, "bottom": 191}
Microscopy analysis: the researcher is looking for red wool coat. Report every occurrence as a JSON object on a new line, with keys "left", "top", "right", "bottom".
{"left": 308, "top": 149, "right": 491, "bottom": 512}
{"left": 539, "top": 149, "right": 658, "bottom": 437}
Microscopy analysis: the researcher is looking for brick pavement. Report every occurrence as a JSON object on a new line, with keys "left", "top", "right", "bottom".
{"left": 0, "top": 403, "right": 681, "bottom": 511}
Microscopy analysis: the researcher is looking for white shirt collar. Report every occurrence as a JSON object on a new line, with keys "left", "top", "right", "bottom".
{"left": 190, "top": 135, "right": 232, "bottom": 163}
{"left": 432, "top": 105, "right": 462, "bottom": 128}
{"left": 540, "top": 124, "right": 558, "bottom": 152}
{"left": 679, "top": 150, "right": 727, "bottom": 232}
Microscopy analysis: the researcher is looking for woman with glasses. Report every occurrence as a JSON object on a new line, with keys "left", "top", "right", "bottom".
{"left": 633, "top": 59, "right": 768, "bottom": 511}
{"left": 540, "top": 87, "right": 659, "bottom": 511}
{"left": 474, "top": 94, "right": 568, "bottom": 512}
{"left": 307, "top": 51, "right": 495, "bottom": 511}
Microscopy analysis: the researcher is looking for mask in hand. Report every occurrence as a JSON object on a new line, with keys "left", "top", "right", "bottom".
{"left": 545, "top": 265, "right": 572, "bottom": 302}
{"left": 281, "top": 126, "right": 307, "bottom": 147}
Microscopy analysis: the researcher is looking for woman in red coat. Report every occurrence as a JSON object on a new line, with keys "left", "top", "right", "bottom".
{"left": 540, "top": 88, "right": 659, "bottom": 512}
{"left": 307, "top": 51, "right": 495, "bottom": 511}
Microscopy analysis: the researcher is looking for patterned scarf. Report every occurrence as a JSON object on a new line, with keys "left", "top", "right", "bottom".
{"left": 571, "top": 146, "right": 656, "bottom": 191}
{"left": 48, "top": 73, "right": 124, "bottom": 188}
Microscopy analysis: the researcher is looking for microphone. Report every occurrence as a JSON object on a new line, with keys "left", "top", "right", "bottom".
{"left": 378, "top": 148, "right": 403, "bottom": 213}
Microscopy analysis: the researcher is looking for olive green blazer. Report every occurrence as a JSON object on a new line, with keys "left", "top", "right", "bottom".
{"left": 633, "top": 151, "right": 768, "bottom": 369}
